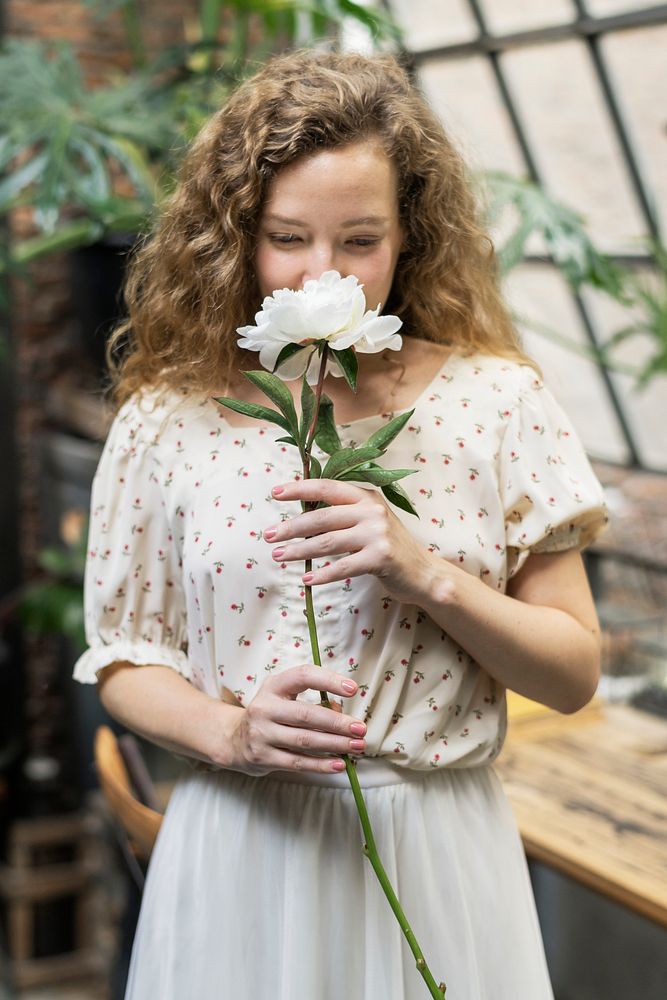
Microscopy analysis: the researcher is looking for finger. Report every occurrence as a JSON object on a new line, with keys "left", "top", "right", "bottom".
{"left": 270, "top": 527, "right": 365, "bottom": 565}
{"left": 272, "top": 480, "right": 369, "bottom": 506}
{"left": 302, "top": 552, "right": 370, "bottom": 587}
{"left": 270, "top": 698, "right": 366, "bottom": 737}
{"left": 270, "top": 665, "right": 360, "bottom": 701}
{"left": 266, "top": 750, "right": 350, "bottom": 775}
{"left": 263, "top": 504, "right": 358, "bottom": 544}
{"left": 263, "top": 720, "right": 366, "bottom": 757}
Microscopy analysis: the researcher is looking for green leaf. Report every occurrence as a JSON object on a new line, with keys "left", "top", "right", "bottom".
{"left": 9, "top": 219, "right": 104, "bottom": 266}
{"left": 0, "top": 152, "right": 49, "bottom": 210}
{"left": 213, "top": 395, "right": 291, "bottom": 432}
{"left": 242, "top": 370, "right": 299, "bottom": 434}
{"left": 67, "top": 136, "right": 112, "bottom": 206}
{"left": 308, "top": 454, "right": 323, "bottom": 479}
{"left": 95, "top": 134, "right": 157, "bottom": 201}
{"left": 330, "top": 347, "right": 358, "bottom": 392}
{"left": 341, "top": 467, "right": 416, "bottom": 486}
{"left": 275, "top": 435, "right": 298, "bottom": 446}
{"left": 274, "top": 342, "right": 306, "bottom": 372}
{"left": 365, "top": 409, "right": 414, "bottom": 451}
{"left": 38, "top": 547, "right": 73, "bottom": 577}
{"left": 322, "top": 446, "right": 383, "bottom": 480}
{"left": 497, "top": 219, "right": 533, "bottom": 275}
{"left": 381, "top": 482, "right": 419, "bottom": 517}
{"left": 313, "top": 394, "right": 341, "bottom": 455}
{"left": 300, "top": 378, "right": 316, "bottom": 447}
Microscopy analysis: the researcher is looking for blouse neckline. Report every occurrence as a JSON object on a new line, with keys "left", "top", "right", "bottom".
{"left": 214, "top": 350, "right": 461, "bottom": 433}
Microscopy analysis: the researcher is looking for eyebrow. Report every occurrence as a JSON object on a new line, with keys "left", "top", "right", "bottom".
{"left": 263, "top": 214, "right": 389, "bottom": 228}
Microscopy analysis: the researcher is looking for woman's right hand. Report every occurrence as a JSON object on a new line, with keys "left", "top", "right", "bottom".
{"left": 228, "top": 665, "right": 367, "bottom": 775}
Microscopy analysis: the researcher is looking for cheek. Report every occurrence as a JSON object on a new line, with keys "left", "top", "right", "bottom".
{"left": 355, "top": 251, "right": 398, "bottom": 305}
{"left": 255, "top": 246, "right": 293, "bottom": 296}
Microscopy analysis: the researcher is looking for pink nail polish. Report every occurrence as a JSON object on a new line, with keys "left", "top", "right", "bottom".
{"left": 272, "top": 485, "right": 284, "bottom": 496}
{"left": 302, "top": 572, "right": 314, "bottom": 584}
{"left": 272, "top": 547, "right": 285, "bottom": 559}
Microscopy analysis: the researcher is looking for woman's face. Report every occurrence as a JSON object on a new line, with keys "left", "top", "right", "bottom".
{"left": 255, "top": 140, "right": 403, "bottom": 311}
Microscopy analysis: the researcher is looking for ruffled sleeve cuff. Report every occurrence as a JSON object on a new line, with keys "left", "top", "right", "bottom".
{"left": 72, "top": 640, "right": 192, "bottom": 685}
{"left": 531, "top": 510, "right": 607, "bottom": 554}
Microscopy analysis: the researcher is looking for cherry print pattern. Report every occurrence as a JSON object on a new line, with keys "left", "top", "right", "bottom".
{"left": 74, "top": 355, "right": 607, "bottom": 769}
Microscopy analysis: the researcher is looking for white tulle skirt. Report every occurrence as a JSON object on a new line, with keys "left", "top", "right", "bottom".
{"left": 125, "top": 760, "right": 554, "bottom": 1000}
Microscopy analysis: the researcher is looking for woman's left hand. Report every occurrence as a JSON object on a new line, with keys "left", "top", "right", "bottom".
{"left": 264, "top": 479, "right": 436, "bottom": 604}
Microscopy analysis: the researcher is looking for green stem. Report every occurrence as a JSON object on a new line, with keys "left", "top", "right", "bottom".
{"left": 300, "top": 346, "right": 446, "bottom": 998}
{"left": 302, "top": 345, "right": 333, "bottom": 707}
{"left": 344, "top": 759, "right": 447, "bottom": 999}
{"left": 305, "top": 343, "right": 329, "bottom": 462}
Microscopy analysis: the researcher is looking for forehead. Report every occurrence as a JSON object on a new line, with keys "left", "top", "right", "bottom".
{"left": 262, "top": 141, "right": 399, "bottom": 217}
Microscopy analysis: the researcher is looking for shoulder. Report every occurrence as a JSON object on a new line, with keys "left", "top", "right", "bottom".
{"left": 449, "top": 352, "right": 540, "bottom": 404}
{"left": 110, "top": 386, "right": 210, "bottom": 453}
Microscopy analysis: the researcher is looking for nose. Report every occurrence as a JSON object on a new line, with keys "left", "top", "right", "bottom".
{"left": 301, "top": 244, "right": 342, "bottom": 285}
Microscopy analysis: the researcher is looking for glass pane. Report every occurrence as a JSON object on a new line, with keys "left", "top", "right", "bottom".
{"left": 602, "top": 25, "right": 667, "bottom": 237}
{"left": 502, "top": 39, "right": 646, "bottom": 252}
{"left": 502, "top": 263, "right": 631, "bottom": 464}
{"left": 582, "top": 279, "right": 667, "bottom": 472}
{"left": 418, "top": 57, "right": 525, "bottom": 175}
{"left": 388, "top": 0, "right": 478, "bottom": 51}
{"left": 478, "top": 0, "right": 576, "bottom": 34}
{"left": 583, "top": 0, "right": 654, "bottom": 15}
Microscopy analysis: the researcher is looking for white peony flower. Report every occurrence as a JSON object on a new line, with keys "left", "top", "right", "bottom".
{"left": 236, "top": 270, "right": 403, "bottom": 383}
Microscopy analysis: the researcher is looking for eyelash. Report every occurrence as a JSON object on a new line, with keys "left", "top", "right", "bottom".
{"left": 268, "top": 234, "right": 381, "bottom": 249}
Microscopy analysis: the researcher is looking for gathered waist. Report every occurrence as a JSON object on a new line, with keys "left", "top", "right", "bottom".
{"left": 189, "top": 756, "right": 491, "bottom": 790}
{"left": 265, "top": 757, "right": 441, "bottom": 789}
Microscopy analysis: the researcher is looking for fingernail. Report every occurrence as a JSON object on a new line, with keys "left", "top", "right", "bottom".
{"left": 350, "top": 739, "right": 365, "bottom": 751}
{"left": 350, "top": 722, "right": 366, "bottom": 737}
{"left": 302, "top": 572, "right": 314, "bottom": 584}
{"left": 272, "top": 547, "right": 285, "bottom": 559}
{"left": 263, "top": 528, "right": 276, "bottom": 540}
{"left": 272, "top": 485, "right": 284, "bottom": 496}
{"left": 331, "top": 760, "right": 346, "bottom": 772}
{"left": 342, "top": 680, "right": 357, "bottom": 694}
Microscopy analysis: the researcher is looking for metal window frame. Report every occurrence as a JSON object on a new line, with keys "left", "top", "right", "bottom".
{"left": 387, "top": 0, "right": 667, "bottom": 470}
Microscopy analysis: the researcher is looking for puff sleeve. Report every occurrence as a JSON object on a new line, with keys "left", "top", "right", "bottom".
{"left": 72, "top": 396, "right": 190, "bottom": 684}
{"left": 499, "top": 368, "right": 608, "bottom": 578}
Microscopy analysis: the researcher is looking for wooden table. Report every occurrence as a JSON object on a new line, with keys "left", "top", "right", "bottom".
{"left": 496, "top": 699, "right": 667, "bottom": 928}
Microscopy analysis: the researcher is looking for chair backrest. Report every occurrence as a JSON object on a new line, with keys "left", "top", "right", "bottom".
{"left": 94, "top": 726, "right": 163, "bottom": 863}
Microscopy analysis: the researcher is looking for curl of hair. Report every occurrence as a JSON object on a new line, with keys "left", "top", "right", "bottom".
{"left": 109, "top": 50, "right": 532, "bottom": 408}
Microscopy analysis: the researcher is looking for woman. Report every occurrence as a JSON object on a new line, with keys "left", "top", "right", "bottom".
{"left": 74, "top": 50, "right": 607, "bottom": 998}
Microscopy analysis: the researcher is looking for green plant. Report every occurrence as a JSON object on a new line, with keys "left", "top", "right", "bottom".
{"left": 604, "top": 239, "right": 667, "bottom": 386}
{"left": 483, "top": 170, "right": 627, "bottom": 297}
{"left": 481, "top": 171, "right": 667, "bottom": 384}
{"left": 20, "top": 511, "right": 88, "bottom": 653}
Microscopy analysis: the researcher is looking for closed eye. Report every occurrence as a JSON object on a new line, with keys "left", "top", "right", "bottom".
{"left": 269, "top": 233, "right": 301, "bottom": 245}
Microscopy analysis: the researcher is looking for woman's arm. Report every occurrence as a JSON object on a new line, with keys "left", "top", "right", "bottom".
{"left": 98, "top": 663, "right": 244, "bottom": 765}
{"left": 264, "top": 480, "right": 601, "bottom": 715}
{"left": 416, "top": 548, "right": 601, "bottom": 714}
{"left": 98, "top": 661, "right": 368, "bottom": 774}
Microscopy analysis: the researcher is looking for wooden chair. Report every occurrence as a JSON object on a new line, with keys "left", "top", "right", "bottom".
{"left": 93, "top": 726, "right": 163, "bottom": 867}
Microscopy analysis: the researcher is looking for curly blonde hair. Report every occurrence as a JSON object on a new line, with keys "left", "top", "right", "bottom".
{"left": 109, "top": 49, "right": 530, "bottom": 407}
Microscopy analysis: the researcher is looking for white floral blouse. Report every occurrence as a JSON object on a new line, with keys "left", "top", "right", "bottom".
{"left": 74, "top": 352, "right": 607, "bottom": 770}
